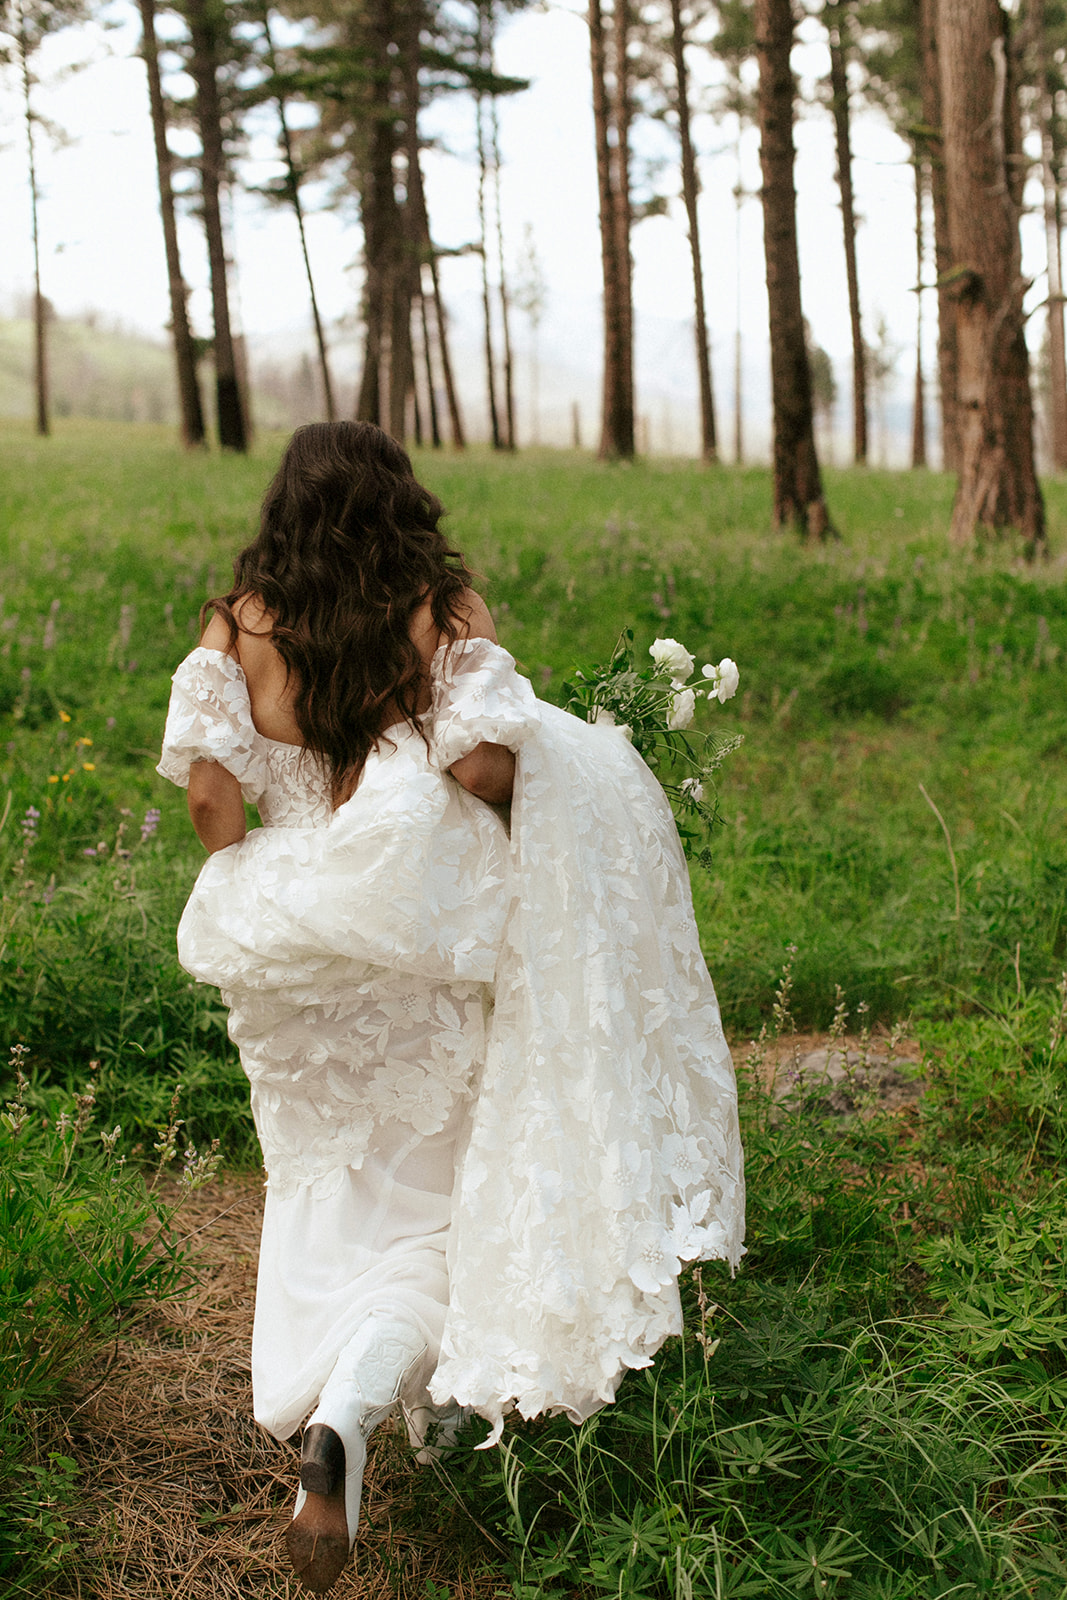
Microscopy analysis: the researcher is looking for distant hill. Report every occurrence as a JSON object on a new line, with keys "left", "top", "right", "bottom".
{"left": 0, "top": 316, "right": 316, "bottom": 431}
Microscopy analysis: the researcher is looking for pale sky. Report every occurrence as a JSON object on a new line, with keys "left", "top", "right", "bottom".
{"left": 0, "top": 3, "right": 1053, "bottom": 458}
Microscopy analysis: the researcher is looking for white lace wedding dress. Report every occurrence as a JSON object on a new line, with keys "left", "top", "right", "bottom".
{"left": 158, "top": 637, "right": 744, "bottom": 1445}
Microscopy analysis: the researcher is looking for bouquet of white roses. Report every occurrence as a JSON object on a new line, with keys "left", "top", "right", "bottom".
{"left": 562, "top": 631, "right": 742, "bottom": 862}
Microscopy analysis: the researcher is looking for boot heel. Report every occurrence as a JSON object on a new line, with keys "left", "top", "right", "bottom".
{"left": 299, "top": 1423, "right": 346, "bottom": 1496}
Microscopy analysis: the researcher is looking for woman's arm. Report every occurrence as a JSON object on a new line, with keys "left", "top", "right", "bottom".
{"left": 188, "top": 760, "right": 246, "bottom": 852}
{"left": 431, "top": 592, "right": 516, "bottom": 804}
{"left": 448, "top": 741, "right": 516, "bottom": 804}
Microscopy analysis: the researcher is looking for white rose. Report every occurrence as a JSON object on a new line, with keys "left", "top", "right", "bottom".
{"left": 649, "top": 637, "right": 695, "bottom": 681}
{"left": 593, "top": 706, "right": 633, "bottom": 741}
{"left": 680, "top": 777, "right": 705, "bottom": 801}
{"left": 668, "top": 688, "right": 696, "bottom": 730}
{"left": 702, "top": 657, "right": 740, "bottom": 703}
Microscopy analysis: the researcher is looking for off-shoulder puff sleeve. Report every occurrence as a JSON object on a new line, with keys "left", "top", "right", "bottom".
{"left": 430, "top": 637, "right": 541, "bottom": 770}
{"left": 157, "top": 647, "right": 268, "bottom": 802}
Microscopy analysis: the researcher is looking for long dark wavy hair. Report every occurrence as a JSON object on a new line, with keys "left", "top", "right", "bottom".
{"left": 204, "top": 421, "right": 475, "bottom": 805}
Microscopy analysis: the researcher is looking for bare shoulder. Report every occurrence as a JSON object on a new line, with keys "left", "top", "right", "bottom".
{"left": 232, "top": 593, "right": 272, "bottom": 637}
{"left": 199, "top": 608, "right": 238, "bottom": 657}
{"left": 451, "top": 590, "right": 499, "bottom": 645}
{"left": 408, "top": 588, "right": 499, "bottom": 665}
{"left": 200, "top": 594, "right": 274, "bottom": 662}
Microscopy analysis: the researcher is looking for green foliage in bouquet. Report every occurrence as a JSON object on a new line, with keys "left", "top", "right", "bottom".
{"left": 562, "top": 630, "right": 743, "bottom": 864}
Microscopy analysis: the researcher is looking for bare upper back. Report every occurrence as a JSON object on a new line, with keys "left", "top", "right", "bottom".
{"left": 199, "top": 589, "right": 498, "bottom": 747}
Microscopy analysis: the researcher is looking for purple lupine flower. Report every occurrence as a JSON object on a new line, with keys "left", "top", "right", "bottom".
{"left": 20, "top": 806, "right": 40, "bottom": 844}
{"left": 140, "top": 808, "right": 161, "bottom": 843}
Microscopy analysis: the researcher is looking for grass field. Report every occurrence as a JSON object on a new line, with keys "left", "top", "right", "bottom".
{"left": 3, "top": 420, "right": 1067, "bottom": 1596}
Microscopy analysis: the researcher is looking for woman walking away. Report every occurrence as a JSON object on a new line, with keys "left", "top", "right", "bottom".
{"left": 157, "top": 421, "right": 744, "bottom": 1593}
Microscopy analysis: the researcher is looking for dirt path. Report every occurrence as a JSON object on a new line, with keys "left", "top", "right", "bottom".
{"left": 56, "top": 1029, "right": 925, "bottom": 1597}
{"left": 58, "top": 1175, "right": 500, "bottom": 1600}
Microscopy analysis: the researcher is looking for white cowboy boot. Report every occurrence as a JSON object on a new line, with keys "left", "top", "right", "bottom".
{"left": 286, "top": 1313, "right": 427, "bottom": 1593}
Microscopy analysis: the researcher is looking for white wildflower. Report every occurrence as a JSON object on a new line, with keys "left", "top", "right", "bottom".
{"left": 702, "top": 657, "right": 740, "bottom": 703}
{"left": 668, "top": 688, "right": 696, "bottom": 730}
{"left": 679, "top": 777, "right": 705, "bottom": 802}
{"left": 649, "top": 638, "right": 695, "bottom": 680}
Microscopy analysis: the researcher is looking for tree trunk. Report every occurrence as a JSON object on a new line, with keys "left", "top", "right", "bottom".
{"left": 400, "top": 78, "right": 465, "bottom": 448}
{"left": 754, "top": 0, "right": 831, "bottom": 537}
{"left": 355, "top": 37, "right": 397, "bottom": 427}
{"left": 825, "top": 0, "right": 867, "bottom": 464}
{"left": 475, "top": 93, "right": 502, "bottom": 449}
{"left": 612, "top": 0, "right": 635, "bottom": 452}
{"left": 394, "top": 11, "right": 464, "bottom": 449}
{"left": 938, "top": 0, "right": 1045, "bottom": 550}
{"left": 17, "top": 7, "right": 48, "bottom": 438}
{"left": 185, "top": 0, "right": 247, "bottom": 452}
{"left": 919, "top": 0, "right": 959, "bottom": 470}
{"left": 490, "top": 97, "right": 516, "bottom": 449}
{"left": 589, "top": 0, "right": 634, "bottom": 458}
{"left": 1036, "top": 0, "right": 1067, "bottom": 470}
{"left": 911, "top": 153, "right": 928, "bottom": 467}
{"left": 733, "top": 126, "right": 744, "bottom": 464}
{"left": 669, "top": 0, "right": 717, "bottom": 461}
{"left": 138, "top": 0, "right": 206, "bottom": 448}
{"left": 417, "top": 288, "right": 441, "bottom": 446}
{"left": 259, "top": 6, "right": 335, "bottom": 422}
{"left": 388, "top": 234, "right": 416, "bottom": 441}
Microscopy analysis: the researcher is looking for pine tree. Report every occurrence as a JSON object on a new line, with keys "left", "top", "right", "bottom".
{"left": 138, "top": 0, "right": 206, "bottom": 447}
{"left": 754, "top": 0, "right": 832, "bottom": 536}
{"left": 938, "top": 0, "right": 1044, "bottom": 549}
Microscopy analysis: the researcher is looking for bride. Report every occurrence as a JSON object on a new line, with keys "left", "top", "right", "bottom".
{"left": 158, "top": 420, "right": 744, "bottom": 1593}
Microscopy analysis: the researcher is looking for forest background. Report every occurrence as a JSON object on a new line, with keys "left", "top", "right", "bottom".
{"left": 4, "top": 0, "right": 1067, "bottom": 1593}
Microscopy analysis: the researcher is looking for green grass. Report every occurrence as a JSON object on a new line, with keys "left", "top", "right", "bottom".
{"left": 3, "top": 422, "right": 1066, "bottom": 1077}
{"left": 4, "top": 420, "right": 1067, "bottom": 1595}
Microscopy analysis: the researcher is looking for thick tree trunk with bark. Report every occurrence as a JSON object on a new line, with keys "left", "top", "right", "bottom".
{"left": 589, "top": 0, "right": 635, "bottom": 458}
{"left": 354, "top": 0, "right": 420, "bottom": 441}
{"left": 185, "top": 0, "right": 247, "bottom": 451}
{"left": 355, "top": 41, "right": 397, "bottom": 427}
{"left": 139, "top": 0, "right": 205, "bottom": 447}
{"left": 919, "top": 0, "right": 959, "bottom": 470}
{"left": 388, "top": 217, "right": 417, "bottom": 440}
{"left": 669, "top": 0, "right": 717, "bottom": 460}
{"left": 754, "top": 0, "right": 831, "bottom": 537}
{"left": 825, "top": 0, "right": 866, "bottom": 464}
{"left": 938, "top": 0, "right": 1045, "bottom": 550}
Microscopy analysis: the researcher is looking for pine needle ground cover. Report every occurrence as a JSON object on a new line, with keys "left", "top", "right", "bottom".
{"left": 2, "top": 420, "right": 1067, "bottom": 1595}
